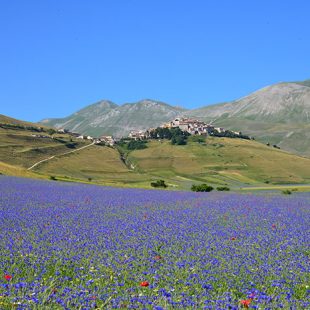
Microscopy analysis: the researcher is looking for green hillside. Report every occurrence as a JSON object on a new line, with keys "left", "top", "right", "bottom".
{"left": 32, "top": 145, "right": 151, "bottom": 187}
{"left": 202, "top": 118, "right": 310, "bottom": 157}
{"left": 1, "top": 122, "right": 310, "bottom": 190}
{"left": 0, "top": 114, "right": 46, "bottom": 128}
{"left": 0, "top": 125, "right": 89, "bottom": 171}
{"left": 127, "top": 138, "right": 310, "bottom": 188}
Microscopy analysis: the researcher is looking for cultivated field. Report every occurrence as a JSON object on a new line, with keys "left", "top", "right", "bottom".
{"left": 128, "top": 139, "right": 310, "bottom": 187}
{"left": 0, "top": 176, "right": 309, "bottom": 309}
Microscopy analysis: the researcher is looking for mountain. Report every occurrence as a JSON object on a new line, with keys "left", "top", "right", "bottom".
{"left": 185, "top": 81, "right": 310, "bottom": 156}
{"left": 187, "top": 82, "right": 310, "bottom": 122}
{"left": 40, "top": 100, "right": 118, "bottom": 135}
{"left": 40, "top": 79, "right": 310, "bottom": 156}
{"left": 41, "top": 99, "right": 186, "bottom": 138}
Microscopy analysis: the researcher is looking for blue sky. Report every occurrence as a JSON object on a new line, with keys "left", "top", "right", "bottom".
{"left": 1, "top": 0, "right": 309, "bottom": 121}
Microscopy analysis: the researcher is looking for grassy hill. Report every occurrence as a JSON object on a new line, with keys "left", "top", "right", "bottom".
{"left": 0, "top": 113, "right": 48, "bottom": 129}
{"left": 32, "top": 145, "right": 151, "bottom": 187}
{"left": 0, "top": 128, "right": 90, "bottom": 169}
{"left": 1, "top": 122, "right": 310, "bottom": 190}
{"left": 198, "top": 118, "right": 310, "bottom": 157}
{"left": 127, "top": 138, "right": 310, "bottom": 188}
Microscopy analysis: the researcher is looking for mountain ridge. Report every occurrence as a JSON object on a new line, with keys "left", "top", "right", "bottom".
{"left": 39, "top": 79, "right": 310, "bottom": 156}
{"left": 41, "top": 99, "right": 187, "bottom": 137}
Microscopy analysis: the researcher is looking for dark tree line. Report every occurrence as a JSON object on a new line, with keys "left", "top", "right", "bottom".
{"left": 118, "top": 139, "right": 148, "bottom": 150}
{"left": 0, "top": 123, "right": 44, "bottom": 132}
{"left": 209, "top": 128, "right": 251, "bottom": 140}
{"left": 149, "top": 127, "right": 190, "bottom": 145}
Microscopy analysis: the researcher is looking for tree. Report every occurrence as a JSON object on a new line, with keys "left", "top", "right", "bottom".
{"left": 191, "top": 184, "right": 214, "bottom": 192}
{"left": 47, "top": 128, "right": 56, "bottom": 136}
{"left": 216, "top": 186, "right": 230, "bottom": 191}
{"left": 151, "top": 180, "right": 167, "bottom": 188}
{"left": 127, "top": 140, "right": 147, "bottom": 150}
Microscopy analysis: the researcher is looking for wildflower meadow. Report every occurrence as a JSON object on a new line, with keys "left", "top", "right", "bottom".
{"left": 0, "top": 176, "right": 309, "bottom": 309}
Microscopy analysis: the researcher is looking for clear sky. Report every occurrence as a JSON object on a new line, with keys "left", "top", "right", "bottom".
{"left": 1, "top": 0, "right": 309, "bottom": 122}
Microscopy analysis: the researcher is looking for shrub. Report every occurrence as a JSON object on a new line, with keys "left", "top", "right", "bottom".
{"left": 47, "top": 128, "right": 56, "bottom": 136}
{"left": 127, "top": 140, "right": 147, "bottom": 150}
{"left": 151, "top": 180, "right": 167, "bottom": 188}
{"left": 216, "top": 186, "right": 230, "bottom": 191}
{"left": 282, "top": 189, "right": 292, "bottom": 195}
{"left": 88, "top": 177, "right": 92, "bottom": 182}
{"left": 65, "top": 143, "right": 76, "bottom": 149}
{"left": 49, "top": 176, "right": 57, "bottom": 181}
{"left": 171, "top": 136, "right": 187, "bottom": 145}
{"left": 191, "top": 184, "right": 214, "bottom": 192}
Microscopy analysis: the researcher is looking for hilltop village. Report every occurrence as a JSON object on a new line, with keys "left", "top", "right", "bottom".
{"left": 0, "top": 116, "right": 252, "bottom": 147}
{"left": 52, "top": 117, "right": 253, "bottom": 146}
{"left": 0, "top": 116, "right": 253, "bottom": 147}
{"left": 128, "top": 117, "right": 252, "bottom": 141}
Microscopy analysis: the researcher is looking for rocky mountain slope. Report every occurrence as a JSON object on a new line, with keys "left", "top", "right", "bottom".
{"left": 40, "top": 79, "right": 310, "bottom": 156}
{"left": 187, "top": 82, "right": 310, "bottom": 122}
{"left": 41, "top": 99, "right": 186, "bottom": 138}
{"left": 186, "top": 81, "right": 310, "bottom": 156}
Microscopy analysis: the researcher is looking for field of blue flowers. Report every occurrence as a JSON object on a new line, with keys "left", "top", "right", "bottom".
{"left": 0, "top": 176, "right": 309, "bottom": 309}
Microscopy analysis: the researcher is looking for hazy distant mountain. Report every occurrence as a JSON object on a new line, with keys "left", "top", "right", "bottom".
{"left": 41, "top": 99, "right": 187, "bottom": 138}
{"left": 40, "top": 79, "right": 310, "bottom": 156}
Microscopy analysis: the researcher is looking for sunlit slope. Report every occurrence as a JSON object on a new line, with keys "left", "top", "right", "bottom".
{"left": 33, "top": 145, "right": 150, "bottom": 186}
{"left": 128, "top": 138, "right": 310, "bottom": 185}
{"left": 0, "top": 114, "right": 46, "bottom": 128}
{"left": 0, "top": 127, "right": 89, "bottom": 169}
{"left": 0, "top": 161, "right": 39, "bottom": 178}
{"left": 1, "top": 120, "right": 310, "bottom": 188}
{"left": 186, "top": 82, "right": 310, "bottom": 156}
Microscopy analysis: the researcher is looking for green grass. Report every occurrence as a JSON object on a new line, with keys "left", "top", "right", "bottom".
{"left": 34, "top": 145, "right": 152, "bottom": 186}
{"left": 240, "top": 185, "right": 310, "bottom": 192}
{"left": 0, "top": 113, "right": 48, "bottom": 128}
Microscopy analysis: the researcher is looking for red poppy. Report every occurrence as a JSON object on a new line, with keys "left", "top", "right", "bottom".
{"left": 4, "top": 274, "right": 12, "bottom": 281}
{"left": 154, "top": 255, "right": 162, "bottom": 260}
{"left": 240, "top": 298, "right": 252, "bottom": 308}
{"left": 272, "top": 224, "right": 276, "bottom": 229}
{"left": 51, "top": 288, "right": 58, "bottom": 294}
{"left": 139, "top": 281, "right": 149, "bottom": 287}
{"left": 231, "top": 237, "right": 236, "bottom": 241}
